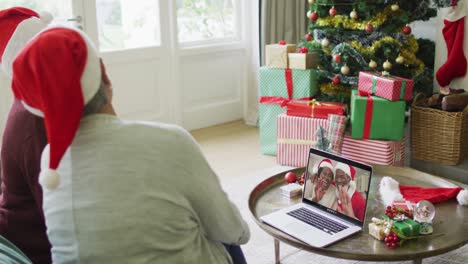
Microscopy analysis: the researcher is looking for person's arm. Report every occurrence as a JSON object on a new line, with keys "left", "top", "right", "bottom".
{"left": 175, "top": 129, "right": 250, "bottom": 245}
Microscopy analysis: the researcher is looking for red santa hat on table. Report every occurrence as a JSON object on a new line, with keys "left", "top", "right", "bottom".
{"left": 0, "top": 7, "right": 52, "bottom": 77}
{"left": 318, "top": 159, "right": 334, "bottom": 171}
{"left": 12, "top": 26, "right": 102, "bottom": 190}
{"left": 380, "top": 177, "right": 468, "bottom": 206}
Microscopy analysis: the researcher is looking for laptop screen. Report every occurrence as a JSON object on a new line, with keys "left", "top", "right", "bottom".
{"left": 302, "top": 148, "right": 372, "bottom": 226}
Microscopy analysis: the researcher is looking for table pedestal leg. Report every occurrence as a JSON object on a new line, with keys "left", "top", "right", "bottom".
{"left": 412, "top": 259, "right": 422, "bottom": 264}
{"left": 274, "top": 239, "right": 280, "bottom": 264}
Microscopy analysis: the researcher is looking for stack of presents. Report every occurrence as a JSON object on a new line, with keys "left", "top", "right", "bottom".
{"left": 259, "top": 42, "right": 413, "bottom": 167}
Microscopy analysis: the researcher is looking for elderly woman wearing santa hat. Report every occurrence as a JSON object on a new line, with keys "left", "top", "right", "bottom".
{"left": 304, "top": 159, "right": 338, "bottom": 209}
{"left": 334, "top": 163, "right": 366, "bottom": 222}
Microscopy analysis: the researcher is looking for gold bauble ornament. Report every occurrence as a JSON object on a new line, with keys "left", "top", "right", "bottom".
{"left": 321, "top": 38, "right": 330, "bottom": 47}
{"left": 391, "top": 4, "right": 399, "bottom": 11}
{"left": 369, "top": 60, "right": 377, "bottom": 69}
{"left": 308, "top": 0, "right": 316, "bottom": 4}
{"left": 396, "top": 55, "right": 405, "bottom": 64}
{"left": 350, "top": 9, "right": 358, "bottom": 20}
{"left": 341, "top": 64, "right": 350, "bottom": 75}
{"left": 383, "top": 60, "right": 392, "bottom": 70}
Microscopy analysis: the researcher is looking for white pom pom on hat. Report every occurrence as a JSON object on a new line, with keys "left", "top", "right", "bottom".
{"left": 12, "top": 27, "right": 101, "bottom": 190}
{"left": 38, "top": 11, "right": 53, "bottom": 24}
{"left": 457, "top": 189, "right": 468, "bottom": 206}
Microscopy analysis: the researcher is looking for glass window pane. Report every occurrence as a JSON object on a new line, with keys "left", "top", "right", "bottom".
{"left": 96, "top": 0, "right": 160, "bottom": 52}
{"left": 177, "top": 0, "right": 236, "bottom": 43}
{"left": 0, "top": 0, "right": 72, "bottom": 19}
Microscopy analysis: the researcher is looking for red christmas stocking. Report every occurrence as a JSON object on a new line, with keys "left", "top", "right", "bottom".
{"left": 436, "top": 3, "right": 467, "bottom": 87}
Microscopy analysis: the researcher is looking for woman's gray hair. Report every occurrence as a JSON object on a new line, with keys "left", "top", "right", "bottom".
{"left": 82, "top": 80, "right": 108, "bottom": 116}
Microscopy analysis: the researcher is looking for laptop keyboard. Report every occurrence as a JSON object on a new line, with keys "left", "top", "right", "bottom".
{"left": 287, "top": 207, "right": 348, "bottom": 235}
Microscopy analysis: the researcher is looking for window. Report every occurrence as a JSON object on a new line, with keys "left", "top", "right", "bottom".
{"left": 0, "top": 0, "right": 72, "bottom": 19}
{"left": 177, "top": 0, "right": 237, "bottom": 43}
{"left": 96, "top": 0, "right": 161, "bottom": 52}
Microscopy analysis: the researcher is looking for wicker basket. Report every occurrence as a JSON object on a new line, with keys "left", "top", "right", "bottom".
{"left": 411, "top": 93, "right": 468, "bottom": 165}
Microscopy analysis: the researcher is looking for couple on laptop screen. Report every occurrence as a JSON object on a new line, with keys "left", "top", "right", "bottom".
{"left": 303, "top": 155, "right": 370, "bottom": 222}
{"left": 261, "top": 148, "right": 373, "bottom": 247}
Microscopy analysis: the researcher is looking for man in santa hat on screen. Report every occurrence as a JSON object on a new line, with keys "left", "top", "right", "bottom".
{"left": 0, "top": 7, "right": 53, "bottom": 264}
{"left": 334, "top": 163, "right": 366, "bottom": 222}
{"left": 11, "top": 25, "right": 249, "bottom": 264}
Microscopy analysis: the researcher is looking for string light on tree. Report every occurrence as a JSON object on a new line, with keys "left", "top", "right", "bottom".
{"left": 396, "top": 55, "right": 405, "bottom": 64}
{"left": 333, "top": 53, "right": 342, "bottom": 63}
{"left": 350, "top": 9, "right": 358, "bottom": 20}
{"left": 369, "top": 60, "right": 378, "bottom": 69}
{"left": 341, "top": 64, "right": 350, "bottom": 75}
{"left": 402, "top": 25, "right": 412, "bottom": 35}
{"left": 383, "top": 59, "right": 393, "bottom": 70}
{"left": 329, "top": 6, "right": 337, "bottom": 17}
{"left": 391, "top": 3, "right": 400, "bottom": 11}
{"left": 321, "top": 38, "right": 330, "bottom": 48}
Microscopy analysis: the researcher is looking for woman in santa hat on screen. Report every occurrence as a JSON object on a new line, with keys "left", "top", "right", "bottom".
{"left": 304, "top": 159, "right": 337, "bottom": 209}
{"left": 334, "top": 163, "right": 366, "bottom": 222}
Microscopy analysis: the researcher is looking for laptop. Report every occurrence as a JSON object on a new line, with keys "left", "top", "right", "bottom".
{"left": 261, "top": 148, "right": 373, "bottom": 247}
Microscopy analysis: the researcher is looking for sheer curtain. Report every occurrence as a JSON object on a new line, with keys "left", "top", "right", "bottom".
{"left": 245, "top": 0, "right": 307, "bottom": 125}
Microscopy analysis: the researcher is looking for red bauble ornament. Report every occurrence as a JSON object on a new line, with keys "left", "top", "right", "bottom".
{"left": 332, "top": 75, "right": 341, "bottom": 85}
{"left": 329, "top": 6, "right": 337, "bottom": 17}
{"left": 333, "top": 53, "right": 342, "bottom": 63}
{"left": 402, "top": 25, "right": 412, "bottom": 35}
{"left": 310, "top": 11, "right": 319, "bottom": 22}
{"left": 298, "top": 47, "right": 309, "bottom": 53}
{"left": 305, "top": 33, "right": 312, "bottom": 41}
{"left": 365, "top": 23, "right": 374, "bottom": 33}
{"left": 278, "top": 40, "right": 286, "bottom": 45}
{"left": 284, "top": 172, "right": 297, "bottom": 183}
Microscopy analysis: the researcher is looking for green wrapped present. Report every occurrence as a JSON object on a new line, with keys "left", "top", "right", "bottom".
{"left": 259, "top": 67, "right": 318, "bottom": 155}
{"left": 350, "top": 90, "right": 405, "bottom": 141}
{"left": 393, "top": 219, "right": 420, "bottom": 237}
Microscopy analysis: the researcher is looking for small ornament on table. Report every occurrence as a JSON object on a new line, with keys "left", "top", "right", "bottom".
{"left": 333, "top": 53, "right": 342, "bottom": 63}
{"left": 329, "top": 6, "right": 337, "bottom": 17}
{"left": 278, "top": 40, "right": 286, "bottom": 45}
{"left": 391, "top": 3, "right": 400, "bottom": 11}
{"left": 402, "top": 25, "right": 412, "bottom": 35}
{"left": 383, "top": 60, "right": 392, "bottom": 70}
{"left": 284, "top": 171, "right": 297, "bottom": 184}
{"left": 332, "top": 75, "right": 340, "bottom": 85}
{"left": 281, "top": 172, "right": 303, "bottom": 197}
{"left": 396, "top": 55, "right": 405, "bottom": 64}
{"left": 369, "top": 59, "right": 377, "bottom": 69}
{"left": 365, "top": 23, "right": 374, "bottom": 33}
{"left": 305, "top": 32, "right": 312, "bottom": 41}
{"left": 350, "top": 9, "right": 358, "bottom": 20}
{"left": 341, "top": 64, "right": 350, "bottom": 75}
{"left": 414, "top": 200, "right": 436, "bottom": 235}
{"left": 321, "top": 38, "right": 330, "bottom": 48}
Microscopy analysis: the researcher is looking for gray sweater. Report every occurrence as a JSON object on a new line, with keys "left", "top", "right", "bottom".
{"left": 41, "top": 114, "right": 250, "bottom": 264}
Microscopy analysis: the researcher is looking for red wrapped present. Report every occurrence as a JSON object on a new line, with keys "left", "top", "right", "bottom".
{"left": 277, "top": 114, "right": 328, "bottom": 167}
{"left": 286, "top": 99, "right": 347, "bottom": 119}
{"left": 358, "top": 71, "right": 414, "bottom": 101}
{"left": 341, "top": 133, "right": 405, "bottom": 166}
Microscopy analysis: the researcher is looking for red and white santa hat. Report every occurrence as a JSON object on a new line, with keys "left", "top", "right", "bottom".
{"left": 317, "top": 159, "right": 334, "bottom": 171}
{"left": 380, "top": 177, "right": 468, "bottom": 206}
{"left": 0, "top": 7, "right": 52, "bottom": 77}
{"left": 12, "top": 26, "right": 102, "bottom": 190}
{"left": 334, "top": 163, "right": 356, "bottom": 180}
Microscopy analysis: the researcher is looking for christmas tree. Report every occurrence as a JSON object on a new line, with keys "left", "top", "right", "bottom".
{"left": 299, "top": 0, "right": 438, "bottom": 102}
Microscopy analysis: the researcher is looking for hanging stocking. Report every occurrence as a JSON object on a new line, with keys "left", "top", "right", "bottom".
{"left": 436, "top": 0, "right": 468, "bottom": 87}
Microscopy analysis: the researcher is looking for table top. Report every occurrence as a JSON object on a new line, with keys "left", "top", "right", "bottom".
{"left": 248, "top": 165, "right": 468, "bottom": 261}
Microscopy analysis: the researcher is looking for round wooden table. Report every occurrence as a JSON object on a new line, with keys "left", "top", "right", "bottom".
{"left": 248, "top": 165, "right": 468, "bottom": 264}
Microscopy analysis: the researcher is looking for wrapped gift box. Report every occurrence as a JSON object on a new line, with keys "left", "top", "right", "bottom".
{"left": 341, "top": 133, "right": 405, "bottom": 166}
{"left": 276, "top": 114, "right": 328, "bottom": 166}
{"left": 392, "top": 200, "right": 416, "bottom": 212}
{"left": 369, "top": 223, "right": 386, "bottom": 241}
{"left": 265, "top": 43, "right": 297, "bottom": 69}
{"left": 358, "top": 71, "right": 414, "bottom": 101}
{"left": 394, "top": 219, "right": 420, "bottom": 237}
{"left": 350, "top": 90, "right": 406, "bottom": 141}
{"left": 259, "top": 68, "right": 318, "bottom": 155}
{"left": 286, "top": 99, "right": 347, "bottom": 119}
{"left": 288, "top": 52, "right": 319, "bottom": 70}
